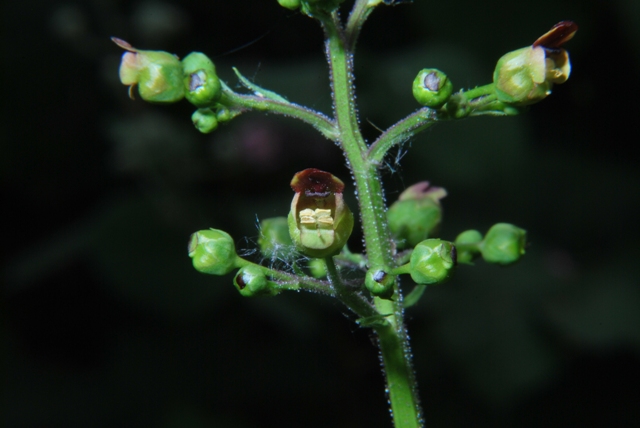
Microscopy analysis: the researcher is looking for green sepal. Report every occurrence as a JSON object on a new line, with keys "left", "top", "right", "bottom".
{"left": 479, "top": 223, "right": 526, "bottom": 265}
{"left": 409, "top": 239, "right": 457, "bottom": 285}
{"left": 188, "top": 229, "right": 239, "bottom": 275}
{"left": 182, "top": 52, "right": 222, "bottom": 107}
{"left": 412, "top": 68, "right": 453, "bottom": 108}
{"left": 233, "top": 265, "right": 280, "bottom": 297}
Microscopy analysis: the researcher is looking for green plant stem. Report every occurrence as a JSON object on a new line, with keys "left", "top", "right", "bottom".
{"left": 323, "top": 15, "right": 423, "bottom": 428}
{"left": 368, "top": 107, "right": 438, "bottom": 165}
{"left": 236, "top": 258, "right": 335, "bottom": 296}
{"left": 220, "top": 83, "right": 339, "bottom": 141}
{"left": 324, "top": 257, "right": 378, "bottom": 319}
{"left": 345, "top": 0, "right": 377, "bottom": 50}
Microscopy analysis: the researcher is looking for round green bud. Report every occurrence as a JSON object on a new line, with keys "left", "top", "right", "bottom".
{"left": 454, "top": 229, "right": 483, "bottom": 264}
{"left": 365, "top": 269, "right": 395, "bottom": 299}
{"left": 480, "top": 223, "right": 526, "bottom": 265}
{"left": 192, "top": 108, "right": 218, "bottom": 134}
{"left": 182, "top": 52, "right": 222, "bottom": 107}
{"left": 216, "top": 106, "right": 232, "bottom": 123}
{"left": 387, "top": 182, "right": 446, "bottom": 249}
{"left": 258, "top": 217, "right": 294, "bottom": 259}
{"left": 233, "top": 265, "right": 277, "bottom": 297}
{"left": 409, "top": 239, "right": 457, "bottom": 285}
{"left": 112, "top": 38, "right": 184, "bottom": 103}
{"left": 188, "top": 229, "right": 238, "bottom": 275}
{"left": 288, "top": 169, "right": 354, "bottom": 258}
{"left": 308, "top": 259, "right": 327, "bottom": 278}
{"left": 412, "top": 68, "right": 453, "bottom": 108}
{"left": 278, "top": 0, "right": 301, "bottom": 10}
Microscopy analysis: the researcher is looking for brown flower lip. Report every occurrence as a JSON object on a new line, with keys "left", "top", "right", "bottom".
{"left": 290, "top": 168, "right": 345, "bottom": 198}
{"left": 533, "top": 21, "right": 578, "bottom": 49}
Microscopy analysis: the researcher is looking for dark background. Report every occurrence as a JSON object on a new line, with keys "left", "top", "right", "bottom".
{"left": 4, "top": 0, "right": 640, "bottom": 427}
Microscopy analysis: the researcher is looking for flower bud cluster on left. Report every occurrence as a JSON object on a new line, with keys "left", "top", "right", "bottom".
{"left": 112, "top": 38, "right": 228, "bottom": 133}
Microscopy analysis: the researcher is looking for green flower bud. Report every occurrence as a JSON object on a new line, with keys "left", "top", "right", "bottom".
{"left": 365, "top": 269, "right": 395, "bottom": 299}
{"left": 308, "top": 259, "right": 327, "bottom": 278}
{"left": 188, "top": 229, "right": 238, "bottom": 275}
{"left": 387, "top": 182, "right": 446, "bottom": 249}
{"left": 233, "top": 265, "right": 278, "bottom": 297}
{"left": 216, "top": 106, "right": 232, "bottom": 123}
{"left": 278, "top": 0, "right": 301, "bottom": 10}
{"left": 112, "top": 37, "right": 184, "bottom": 103}
{"left": 454, "top": 229, "right": 483, "bottom": 264}
{"left": 258, "top": 217, "right": 294, "bottom": 259}
{"left": 287, "top": 169, "right": 354, "bottom": 258}
{"left": 412, "top": 68, "right": 453, "bottom": 108}
{"left": 409, "top": 239, "right": 457, "bottom": 285}
{"left": 493, "top": 21, "right": 577, "bottom": 106}
{"left": 480, "top": 223, "right": 526, "bottom": 265}
{"left": 181, "top": 52, "right": 222, "bottom": 107}
{"left": 192, "top": 108, "right": 218, "bottom": 134}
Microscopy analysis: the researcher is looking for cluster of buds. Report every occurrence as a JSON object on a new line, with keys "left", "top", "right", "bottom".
{"left": 454, "top": 223, "right": 527, "bottom": 265}
{"left": 113, "top": 38, "right": 226, "bottom": 133}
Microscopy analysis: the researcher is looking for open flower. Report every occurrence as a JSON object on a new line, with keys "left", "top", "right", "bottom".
{"left": 493, "top": 21, "right": 577, "bottom": 106}
{"left": 287, "top": 169, "right": 354, "bottom": 258}
{"left": 112, "top": 37, "right": 184, "bottom": 103}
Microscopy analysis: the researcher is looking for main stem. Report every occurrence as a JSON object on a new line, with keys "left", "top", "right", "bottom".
{"left": 323, "top": 15, "right": 423, "bottom": 428}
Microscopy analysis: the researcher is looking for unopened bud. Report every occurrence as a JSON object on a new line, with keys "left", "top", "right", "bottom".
{"left": 409, "top": 239, "right": 457, "bottom": 285}
{"left": 188, "top": 229, "right": 238, "bottom": 275}
{"left": 387, "top": 182, "right": 446, "bottom": 249}
{"left": 480, "top": 223, "right": 526, "bottom": 265}
{"left": 365, "top": 269, "right": 395, "bottom": 299}
{"left": 233, "top": 265, "right": 278, "bottom": 297}
{"left": 192, "top": 108, "right": 218, "bottom": 134}
{"left": 182, "top": 52, "right": 221, "bottom": 107}
{"left": 412, "top": 68, "right": 453, "bottom": 108}
{"left": 454, "top": 229, "right": 483, "bottom": 264}
{"left": 493, "top": 21, "right": 577, "bottom": 106}
{"left": 112, "top": 37, "right": 184, "bottom": 103}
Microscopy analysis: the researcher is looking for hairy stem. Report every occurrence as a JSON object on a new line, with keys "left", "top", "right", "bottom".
{"left": 220, "top": 83, "right": 339, "bottom": 141}
{"left": 368, "top": 107, "right": 439, "bottom": 165}
{"left": 324, "top": 257, "right": 378, "bottom": 318}
{"left": 322, "top": 15, "right": 423, "bottom": 428}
